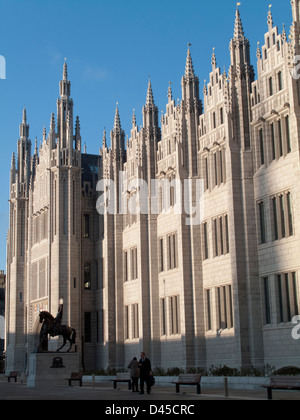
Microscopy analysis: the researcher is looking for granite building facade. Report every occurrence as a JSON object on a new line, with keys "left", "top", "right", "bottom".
{"left": 5, "top": 2, "right": 300, "bottom": 374}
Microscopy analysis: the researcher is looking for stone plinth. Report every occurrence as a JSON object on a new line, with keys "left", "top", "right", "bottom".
{"left": 27, "top": 352, "right": 80, "bottom": 388}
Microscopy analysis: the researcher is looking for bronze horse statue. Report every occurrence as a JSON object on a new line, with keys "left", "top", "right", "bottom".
{"left": 38, "top": 311, "right": 76, "bottom": 353}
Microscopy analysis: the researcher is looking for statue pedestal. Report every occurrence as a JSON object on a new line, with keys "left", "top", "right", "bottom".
{"left": 27, "top": 352, "right": 80, "bottom": 388}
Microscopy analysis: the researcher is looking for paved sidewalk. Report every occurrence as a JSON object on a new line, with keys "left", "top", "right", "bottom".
{"left": 0, "top": 376, "right": 299, "bottom": 400}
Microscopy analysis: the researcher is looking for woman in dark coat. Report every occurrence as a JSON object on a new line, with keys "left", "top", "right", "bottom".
{"left": 128, "top": 357, "right": 140, "bottom": 392}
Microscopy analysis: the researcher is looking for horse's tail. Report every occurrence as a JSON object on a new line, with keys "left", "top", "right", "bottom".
{"left": 71, "top": 328, "right": 76, "bottom": 344}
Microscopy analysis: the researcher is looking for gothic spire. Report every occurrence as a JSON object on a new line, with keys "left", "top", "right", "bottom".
{"left": 185, "top": 45, "right": 195, "bottom": 78}
{"left": 22, "top": 106, "right": 27, "bottom": 124}
{"left": 63, "top": 58, "right": 68, "bottom": 81}
{"left": 211, "top": 47, "right": 217, "bottom": 70}
{"left": 234, "top": 7, "right": 245, "bottom": 40}
{"left": 168, "top": 82, "right": 173, "bottom": 102}
{"left": 146, "top": 78, "right": 155, "bottom": 107}
{"left": 114, "top": 103, "right": 121, "bottom": 132}
{"left": 267, "top": 4, "right": 273, "bottom": 30}
{"left": 132, "top": 109, "right": 137, "bottom": 127}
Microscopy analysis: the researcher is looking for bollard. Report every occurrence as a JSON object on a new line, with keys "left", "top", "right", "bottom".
{"left": 224, "top": 377, "right": 229, "bottom": 398}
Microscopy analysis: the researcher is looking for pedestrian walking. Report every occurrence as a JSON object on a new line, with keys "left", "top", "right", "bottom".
{"left": 128, "top": 357, "right": 140, "bottom": 392}
{"left": 138, "top": 352, "right": 152, "bottom": 394}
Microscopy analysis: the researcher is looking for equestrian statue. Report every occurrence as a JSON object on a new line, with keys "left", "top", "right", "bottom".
{"left": 38, "top": 298, "right": 76, "bottom": 353}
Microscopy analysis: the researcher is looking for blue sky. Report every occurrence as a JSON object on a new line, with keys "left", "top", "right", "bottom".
{"left": 0, "top": 0, "right": 292, "bottom": 270}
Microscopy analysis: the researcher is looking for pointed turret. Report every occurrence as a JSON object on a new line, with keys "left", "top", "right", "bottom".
{"left": 143, "top": 79, "right": 159, "bottom": 129}
{"left": 229, "top": 6, "right": 254, "bottom": 150}
{"left": 211, "top": 48, "right": 217, "bottom": 71}
{"left": 267, "top": 4, "right": 273, "bottom": 30}
{"left": 146, "top": 78, "right": 155, "bottom": 107}
{"left": 185, "top": 45, "right": 195, "bottom": 79}
{"left": 59, "top": 59, "right": 71, "bottom": 99}
{"left": 168, "top": 82, "right": 173, "bottom": 102}
{"left": 113, "top": 103, "right": 122, "bottom": 132}
{"left": 234, "top": 7, "right": 245, "bottom": 40}
{"left": 20, "top": 107, "right": 29, "bottom": 140}
{"left": 111, "top": 104, "right": 125, "bottom": 154}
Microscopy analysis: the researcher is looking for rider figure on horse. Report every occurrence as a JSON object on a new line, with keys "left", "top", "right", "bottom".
{"left": 53, "top": 298, "right": 64, "bottom": 336}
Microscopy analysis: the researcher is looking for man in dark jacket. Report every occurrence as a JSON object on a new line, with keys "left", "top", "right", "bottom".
{"left": 138, "top": 352, "right": 152, "bottom": 394}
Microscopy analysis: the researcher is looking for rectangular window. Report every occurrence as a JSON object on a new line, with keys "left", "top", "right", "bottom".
{"left": 287, "top": 192, "right": 294, "bottom": 237}
{"left": 278, "top": 120, "right": 283, "bottom": 157}
{"left": 277, "top": 273, "right": 299, "bottom": 323}
{"left": 83, "top": 214, "right": 90, "bottom": 238}
{"left": 220, "top": 107, "right": 224, "bottom": 125}
{"left": 279, "top": 195, "right": 286, "bottom": 238}
{"left": 132, "top": 304, "right": 139, "bottom": 339}
{"left": 217, "top": 285, "right": 233, "bottom": 330}
{"left": 84, "top": 312, "right": 92, "bottom": 343}
{"left": 206, "top": 289, "right": 212, "bottom": 331}
{"left": 169, "top": 296, "right": 180, "bottom": 335}
{"left": 259, "top": 129, "right": 265, "bottom": 166}
{"left": 161, "top": 298, "right": 166, "bottom": 336}
{"left": 203, "top": 222, "right": 209, "bottom": 260}
{"left": 168, "top": 233, "right": 178, "bottom": 270}
{"left": 159, "top": 238, "right": 164, "bottom": 273}
{"left": 272, "top": 197, "right": 279, "bottom": 240}
{"left": 271, "top": 123, "right": 276, "bottom": 161}
{"left": 213, "top": 218, "right": 218, "bottom": 257}
{"left": 214, "top": 153, "right": 218, "bottom": 186}
{"left": 205, "top": 157, "right": 209, "bottom": 190}
{"left": 124, "top": 306, "right": 129, "bottom": 340}
{"left": 285, "top": 116, "right": 291, "bottom": 153}
{"left": 263, "top": 277, "right": 271, "bottom": 325}
{"left": 84, "top": 263, "right": 91, "bottom": 290}
{"left": 259, "top": 201, "right": 267, "bottom": 244}
{"left": 124, "top": 251, "right": 128, "bottom": 282}
{"left": 278, "top": 71, "right": 283, "bottom": 91}
{"left": 131, "top": 247, "right": 138, "bottom": 280}
{"left": 269, "top": 77, "right": 273, "bottom": 96}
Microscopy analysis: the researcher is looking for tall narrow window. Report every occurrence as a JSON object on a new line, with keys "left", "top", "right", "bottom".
{"left": 272, "top": 197, "right": 279, "bottom": 240}
{"left": 263, "top": 277, "right": 271, "bottom": 324}
{"left": 84, "top": 263, "right": 91, "bottom": 290}
{"left": 214, "top": 153, "right": 218, "bottom": 186}
{"left": 205, "top": 157, "right": 209, "bottom": 191}
{"left": 84, "top": 312, "right": 92, "bottom": 343}
{"left": 220, "top": 107, "right": 224, "bottom": 125}
{"left": 278, "top": 71, "right": 283, "bottom": 91}
{"left": 277, "top": 273, "right": 299, "bottom": 323}
{"left": 132, "top": 304, "right": 139, "bottom": 339}
{"left": 124, "top": 306, "right": 129, "bottom": 340}
{"left": 225, "top": 215, "right": 230, "bottom": 254}
{"left": 285, "top": 116, "right": 291, "bottom": 153}
{"left": 269, "top": 77, "right": 273, "bottom": 96}
{"left": 271, "top": 124, "right": 276, "bottom": 161}
{"left": 159, "top": 238, "right": 164, "bottom": 273}
{"left": 124, "top": 251, "right": 128, "bottom": 282}
{"left": 213, "top": 218, "right": 218, "bottom": 257}
{"left": 206, "top": 289, "right": 212, "bottom": 331}
{"left": 259, "top": 129, "right": 265, "bottom": 166}
{"left": 278, "top": 120, "right": 283, "bottom": 157}
{"left": 170, "top": 296, "right": 180, "bottom": 335}
{"left": 279, "top": 195, "right": 286, "bottom": 238}
{"left": 83, "top": 214, "right": 90, "bottom": 238}
{"left": 161, "top": 299, "right": 166, "bottom": 336}
{"left": 287, "top": 192, "right": 294, "bottom": 237}
{"left": 203, "top": 222, "right": 209, "bottom": 260}
{"left": 259, "top": 201, "right": 267, "bottom": 244}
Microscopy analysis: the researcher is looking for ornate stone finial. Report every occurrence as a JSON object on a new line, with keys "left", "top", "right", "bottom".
{"left": 234, "top": 6, "right": 245, "bottom": 40}
{"left": 256, "top": 41, "right": 262, "bottom": 59}
{"left": 168, "top": 81, "right": 173, "bottom": 102}
{"left": 185, "top": 44, "right": 195, "bottom": 78}
{"left": 268, "top": 4, "right": 273, "bottom": 29}
{"left": 211, "top": 47, "right": 217, "bottom": 69}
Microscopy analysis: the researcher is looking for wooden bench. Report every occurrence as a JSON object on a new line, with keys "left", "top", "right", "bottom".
{"left": 67, "top": 372, "right": 83, "bottom": 387}
{"left": 7, "top": 371, "right": 18, "bottom": 383}
{"left": 171, "top": 374, "right": 202, "bottom": 395}
{"left": 111, "top": 373, "right": 132, "bottom": 390}
{"left": 262, "top": 376, "right": 300, "bottom": 400}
